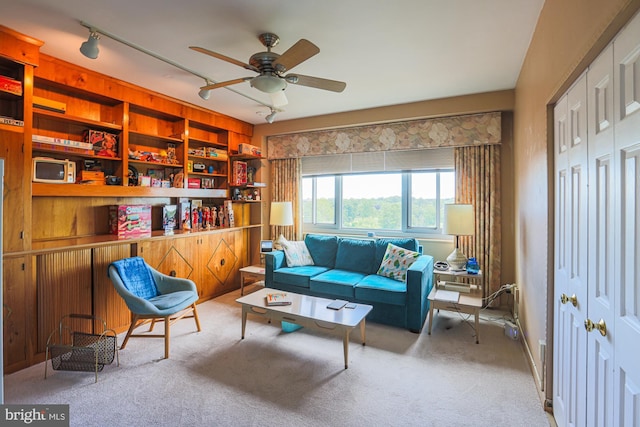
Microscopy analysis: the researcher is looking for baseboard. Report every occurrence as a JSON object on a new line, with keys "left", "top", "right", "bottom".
{"left": 516, "top": 316, "right": 545, "bottom": 393}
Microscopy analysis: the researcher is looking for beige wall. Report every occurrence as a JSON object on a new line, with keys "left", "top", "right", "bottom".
{"left": 252, "top": 90, "right": 516, "bottom": 283}
{"left": 514, "top": 0, "right": 640, "bottom": 404}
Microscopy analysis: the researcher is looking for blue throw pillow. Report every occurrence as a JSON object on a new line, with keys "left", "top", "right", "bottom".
{"left": 305, "top": 234, "right": 339, "bottom": 268}
{"left": 334, "top": 238, "right": 376, "bottom": 274}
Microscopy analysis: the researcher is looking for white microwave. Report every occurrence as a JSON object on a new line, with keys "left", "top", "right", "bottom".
{"left": 32, "top": 157, "right": 76, "bottom": 183}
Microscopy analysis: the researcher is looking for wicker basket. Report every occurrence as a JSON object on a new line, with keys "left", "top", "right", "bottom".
{"left": 45, "top": 314, "right": 119, "bottom": 382}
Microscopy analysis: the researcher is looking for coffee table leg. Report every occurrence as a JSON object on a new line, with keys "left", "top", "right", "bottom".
{"left": 241, "top": 306, "right": 247, "bottom": 339}
{"left": 360, "top": 318, "right": 367, "bottom": 346}
{"left": 343, "top": 330, "right": 350, "bottom": 369}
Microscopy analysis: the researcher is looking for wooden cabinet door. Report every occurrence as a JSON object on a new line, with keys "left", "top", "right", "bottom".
{"left": 93, "top": 244, "right": 134, "bottom": 334}
{"left": 35, "top": 249, "right": 92, "bottom": 354}
{"left": 3, "top": 257, "right": 28, "bottom": 373}
{"left": 0, "top": 131, "right": 27, "bottom": 253}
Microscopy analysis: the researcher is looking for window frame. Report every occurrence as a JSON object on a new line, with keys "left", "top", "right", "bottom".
{"left": 302, "top": 169, "right": 454, "bottom": 238}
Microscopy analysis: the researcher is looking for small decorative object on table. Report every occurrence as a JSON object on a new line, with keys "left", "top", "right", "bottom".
{"left": 265, "top": 292, "right": 292, "bottom": 306}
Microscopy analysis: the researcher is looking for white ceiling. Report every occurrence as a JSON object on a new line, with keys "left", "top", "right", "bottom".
{"left": 2, "top": 0, "right": 544, "bottom": 125}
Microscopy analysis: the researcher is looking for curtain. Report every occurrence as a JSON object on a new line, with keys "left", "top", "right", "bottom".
{"left": 454, "top": 145, "right": 501, "bottom": 301}
{"left": 270, "top": 158, "right": 302, "bottom": 240}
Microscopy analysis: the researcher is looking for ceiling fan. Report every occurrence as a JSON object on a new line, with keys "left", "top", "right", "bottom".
{"left": 190, "top": 33, "right": 346, "bottom": 107}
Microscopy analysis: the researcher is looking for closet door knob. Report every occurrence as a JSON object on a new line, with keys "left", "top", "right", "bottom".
{"left": 561, "top": 293, "right": 578, "bottom": 307}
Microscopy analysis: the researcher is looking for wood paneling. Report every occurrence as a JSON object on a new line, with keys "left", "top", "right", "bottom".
{"left": 36, "top": 249, "right": 92, "bottom": 354}
{"left": 93, "top": 244, "right": 135, "bottom": 333}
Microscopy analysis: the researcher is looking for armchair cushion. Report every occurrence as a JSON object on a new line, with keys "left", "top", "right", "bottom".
{"left": 148, "top": 291, "right": 199, "bottom": 311}
{"left": 111, "top": 256, "right": 158, "bottom": 300}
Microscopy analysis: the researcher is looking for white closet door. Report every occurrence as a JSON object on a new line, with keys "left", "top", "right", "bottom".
{"left": 586, "top": 43, "right": 616, "bottom": 427}
{"left": 613, "top": 11, "right": 640, "bottom": 427}
{"left": 553, "top": 73, "right": 589, "bottom": 427}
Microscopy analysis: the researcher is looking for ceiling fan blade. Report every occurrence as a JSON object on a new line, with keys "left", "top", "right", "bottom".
{"left": 270, "top": 90, "right": 288, "bottom": 107}
{"left": 272, "top": 39, "right": 320, "bottom": 73}
{"left": 190, "top": 46, "right": 259, "bottom": 72}
{"left": 286, "top": 74, "right": 347, "bottom": 93}
{"left": 200, "top": 77, "right": 251, "bottom": 91}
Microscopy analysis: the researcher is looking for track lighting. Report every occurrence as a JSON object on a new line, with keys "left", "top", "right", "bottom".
{"left": 78, "top": 21, "right": 275, "bottom": 112}
{"left": 265, "top": 108, "right": 277, "bottom": 124}
{"left": 198, "top": 80, "right": 212, "bottom": 100}
{"left": 80, "top": 30, "right": 100, "bottom": 59}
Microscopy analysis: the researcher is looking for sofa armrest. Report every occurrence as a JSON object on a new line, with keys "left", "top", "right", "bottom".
{"left": 405, "top": 254, "right": 434, "bottom": 332}
{"left": 265, "top": 250, "right": 286, "bottom": 287}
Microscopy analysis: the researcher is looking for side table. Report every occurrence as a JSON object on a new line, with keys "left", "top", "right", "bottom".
{"left": 428, "top": 268, "right": 483, "bottom": 343}
{"left": 239, "top": 265, "right": 265, "bottom": 296}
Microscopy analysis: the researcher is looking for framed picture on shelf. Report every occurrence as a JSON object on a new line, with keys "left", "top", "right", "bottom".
{"left": 201, "top": 177, "right": 213, "bottom": 189}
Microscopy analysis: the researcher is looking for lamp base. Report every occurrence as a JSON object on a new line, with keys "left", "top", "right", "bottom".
{"left": 446, "top": 247, "right": 468, "bottom": 271}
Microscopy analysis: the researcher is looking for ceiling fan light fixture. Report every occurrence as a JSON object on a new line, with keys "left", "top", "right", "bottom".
{"left": 250, "top": 74, "right": 287, "bottom": 93}
{"left": 80, "top": 30, "right": 100, "bottom": 59}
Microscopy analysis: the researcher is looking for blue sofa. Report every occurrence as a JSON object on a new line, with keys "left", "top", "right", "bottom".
{"left": 264, "top": 234, "right": 434, "bottom": 332}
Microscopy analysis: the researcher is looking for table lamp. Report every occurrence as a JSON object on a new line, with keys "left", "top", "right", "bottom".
{"left": 443, "top": 203, "right": 474, "bottom": 271}
{"left": 270, "top": 201, "right": 293, "bottom": 248}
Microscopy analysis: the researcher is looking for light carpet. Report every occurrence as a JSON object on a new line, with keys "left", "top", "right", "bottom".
{"left": 4, "top": 285, "right": 550, "bottom": 427}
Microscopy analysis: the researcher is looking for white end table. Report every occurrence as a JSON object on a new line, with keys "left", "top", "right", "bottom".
{"left": 239, "top": 265, "right": 265, "bottom": 295}
{"left": 428, "top": 268, "right": 484, "bottom": 343}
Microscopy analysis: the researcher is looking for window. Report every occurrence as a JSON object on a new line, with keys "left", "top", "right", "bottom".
{"left": 302, "top": 170, "right": 454, "bottom": 236}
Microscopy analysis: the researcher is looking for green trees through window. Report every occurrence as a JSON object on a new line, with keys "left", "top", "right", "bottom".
{"left": 303, "top": 170, "right": 454, "bottom": 236}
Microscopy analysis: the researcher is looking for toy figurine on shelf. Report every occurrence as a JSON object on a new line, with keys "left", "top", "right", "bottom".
{"left": 192, "top": 207, "right": 199, "bottom": 231}
{"left": 218, "top": 206, "right": 225, "bottom": 228}
{"left": 203, "top": 206, "right": 211, "bottom": 229}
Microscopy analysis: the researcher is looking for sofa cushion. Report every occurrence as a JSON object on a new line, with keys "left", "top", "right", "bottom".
{"left": 305, "top": 234, "right": 339, "bottom": 268}
{"left": 374, "top": 238, "right": 419, "bottom": 272}
{"left": 273, "top": 266, "right": 329, "bottom": 289}
{"left": 355, "top": 274, "right": 407, "bottom": 306}
{"left": 334, "top": 238, "right": 376, "bottom": 274}
{"left": 376, "top": 243, "right": 421, "bottom": 282}
{"left": 279, "top": 236, "right": 315, "bottom": 267}
{"left": 309, "top": 269, "right": 362, "bottom": 298}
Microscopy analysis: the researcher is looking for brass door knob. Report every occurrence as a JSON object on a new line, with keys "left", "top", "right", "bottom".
{"left": 560, "top": 293, "right": 578, "bottom": 307}
{"left": 584, "top": 318, "right": 607, "bottom": 337}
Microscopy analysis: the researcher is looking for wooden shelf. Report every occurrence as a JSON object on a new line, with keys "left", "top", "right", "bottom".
{"left": 33, "top": 107, "right": 122, "bottom": 131}
{"left": 32, "top": 182, "right": 228, "bottom": 198}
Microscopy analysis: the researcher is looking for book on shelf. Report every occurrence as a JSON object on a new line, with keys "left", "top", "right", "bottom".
{"left": 265, "top": 292, "right": 292, "bottom": 306}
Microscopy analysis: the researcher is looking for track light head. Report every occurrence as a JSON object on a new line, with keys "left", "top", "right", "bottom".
{"left": 80, "top": 31, "right": 100, "bottom": 59}
{"left": 198, "top": 80, "right": 212, "bottom": 100}
{"left": 265, "top": 109, "right": 277, "bottom": 124}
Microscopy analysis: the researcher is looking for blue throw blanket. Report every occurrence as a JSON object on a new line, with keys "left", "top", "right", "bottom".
{"left": 110, "top": 257, "right": 159, "bottom": 300}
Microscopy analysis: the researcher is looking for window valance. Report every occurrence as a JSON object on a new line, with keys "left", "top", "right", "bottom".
{"left": 267, "top": 112, "right": 501, "bottom": 160}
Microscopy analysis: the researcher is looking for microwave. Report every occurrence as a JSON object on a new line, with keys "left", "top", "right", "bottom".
{"left": 32, "top": 157, "right": 76, "bottom": 183}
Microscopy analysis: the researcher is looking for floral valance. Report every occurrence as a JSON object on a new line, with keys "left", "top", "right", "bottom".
{"left": 267, "top": 112, "right": 501, "bottom": 159}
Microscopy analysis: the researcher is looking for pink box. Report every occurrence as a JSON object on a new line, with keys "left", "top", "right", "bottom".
{"left": 109, "top": 205, "right": 152, "bottom": 239}
{"left": 187, "top": 178, "right": 201, "bottom": 189}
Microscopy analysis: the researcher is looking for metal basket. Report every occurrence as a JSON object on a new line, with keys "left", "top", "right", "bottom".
{"left": 45, "top": 314, "right": 119, "bottom": 382}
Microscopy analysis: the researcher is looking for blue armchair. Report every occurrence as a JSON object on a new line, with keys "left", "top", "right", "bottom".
{"left": 108, "top": 257, "right": 201, "bottom": 359}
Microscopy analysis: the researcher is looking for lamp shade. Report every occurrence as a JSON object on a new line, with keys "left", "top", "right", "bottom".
{"left": 443, "top": 204, "right": 474, "bottom": 236}
{"left": 80, "top": 32, "right": 100, "bottom": 59}
{"left": 270, "top": 201, "right": 293, "bottom": 226}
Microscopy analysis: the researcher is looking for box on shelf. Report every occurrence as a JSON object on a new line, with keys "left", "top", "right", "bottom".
{"left": 232, "top": 161, "right": 247, "bottom": 185}
{"left": 178, "top": 200, "right": 191, "bottom": 230}
{"left": 77, "top": 170, "right": 105, "bottom": 184}
{"left": 163, "top": 205, "right": 177, "bottom": 232}
{"left": 0, "top": 75, "right": 22, "bottom": 96}
{"left": 83, "top": 129, "right": 118, "bottom": 158}
{"left": 33, "top": 96, "right": 67, "bottom": 113}
{"left": 187, "top": 178, "right": 201, "bottom": 189}
{"left": 109, "top": 205, "right": 152, "bottom": 239}
{"left": 238, "top": 143, "right": 261, "bottom": 157}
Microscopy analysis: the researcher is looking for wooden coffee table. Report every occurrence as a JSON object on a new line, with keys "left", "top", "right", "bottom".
{"left": 236, "top": 288, "right": 372, "bottom": 368}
